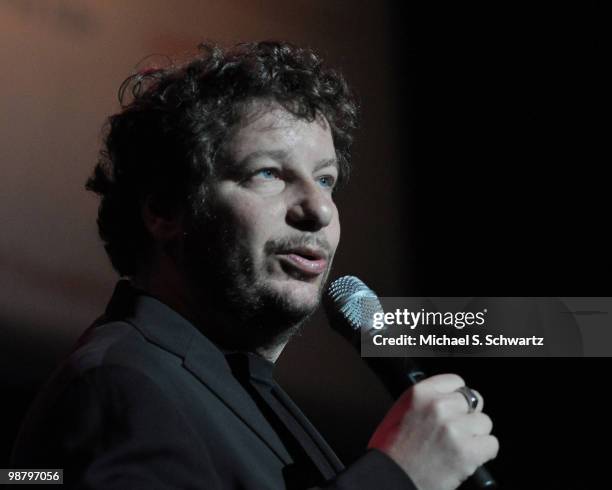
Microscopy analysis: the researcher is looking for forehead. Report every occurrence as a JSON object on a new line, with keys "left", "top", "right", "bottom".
{"left": 223, "top": 100, "right": 336, "bottom": 163}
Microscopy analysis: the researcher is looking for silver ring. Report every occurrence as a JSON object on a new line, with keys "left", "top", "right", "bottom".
{"left": 456, "top": 386, "right": 479, "bottom": 413}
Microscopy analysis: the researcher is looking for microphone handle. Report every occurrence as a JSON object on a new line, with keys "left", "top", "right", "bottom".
{"left": 363, "top": 356, "right": 498, "bottom": 489}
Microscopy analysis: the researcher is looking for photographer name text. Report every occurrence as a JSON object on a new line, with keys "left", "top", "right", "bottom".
{"left": 372, "top": 334, "right": 545, "bottom": 347}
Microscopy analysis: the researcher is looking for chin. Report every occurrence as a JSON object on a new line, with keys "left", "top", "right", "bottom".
{"left": 269, "top": 276, "right": 323, "bottom": 312}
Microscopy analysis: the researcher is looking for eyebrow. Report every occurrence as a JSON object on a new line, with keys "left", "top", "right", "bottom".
{"left": 234, "top": 149, "right": 339, "bottom": 173}
{"left": 313, "top": 157, "right": 339, "bottom": 172}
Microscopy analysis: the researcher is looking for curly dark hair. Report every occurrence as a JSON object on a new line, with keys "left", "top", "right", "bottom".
{"left": 86, "top": 41, "right": 359, "bottom": 277}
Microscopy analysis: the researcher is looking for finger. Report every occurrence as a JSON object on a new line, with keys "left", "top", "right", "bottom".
{"left": 462, "top": 434, "right": 500, "bottom": 471}
{"left": 473, "top": 434, "right": 499, "bottom": 463}
{"left": 428, "top": 392, "right": 478, "bottom": 421}
{"left": 453, "top": 412, "right": 493, "bottom": 437}
{"left": 454, "top": 388, "right": 484, "bottom": 414}
{"left": 418, "top": 373, "right": 465, "bottom": 394}
{"left": 472, "top": 389, "right": 484, "bottom": 411}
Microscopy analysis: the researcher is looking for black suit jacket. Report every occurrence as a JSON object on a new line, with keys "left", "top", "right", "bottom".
{"left": 11, "top": 281, "right": 415, "bottom": 489}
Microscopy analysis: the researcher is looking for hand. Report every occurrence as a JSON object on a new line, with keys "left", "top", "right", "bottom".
{"left": 368, "top": 374, "right": 499, "bottom": 490}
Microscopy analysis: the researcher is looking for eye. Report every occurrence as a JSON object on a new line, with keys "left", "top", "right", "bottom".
{"left": 317, "top": 175, "right": 336, "bottom": 189}
{"left": 243, "top": 167, "right": 285, "bottom": 193}
{"left": 253, "top": 168, "right": 281, "bottom": 180}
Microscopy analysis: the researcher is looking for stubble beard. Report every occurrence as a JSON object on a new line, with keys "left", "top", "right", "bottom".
{"left": 181, "top": 214, "right": 329, "bottom": 353}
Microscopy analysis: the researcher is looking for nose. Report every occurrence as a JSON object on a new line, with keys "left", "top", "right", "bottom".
{"left": 286, "top": 180, "right": 334, "bottom": 232}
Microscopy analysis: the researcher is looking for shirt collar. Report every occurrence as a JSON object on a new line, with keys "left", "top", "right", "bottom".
{"left": 225, "top": 351, "right": 276, "bottom": 387}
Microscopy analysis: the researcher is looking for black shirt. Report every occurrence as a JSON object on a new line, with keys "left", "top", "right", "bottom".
{"left": 225, "top": 352, "right": 342, "bottom": 488}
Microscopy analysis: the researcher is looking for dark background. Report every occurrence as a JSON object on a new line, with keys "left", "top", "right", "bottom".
{"left": 1, "top": 2, "right": 608, "bottom": 489}
{"left": 391, "top": 3, "right": 608, "bottom": 488}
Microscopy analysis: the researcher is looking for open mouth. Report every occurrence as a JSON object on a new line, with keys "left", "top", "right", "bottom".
{"left": 276, "top": 248, "right": 328, "bottom": 277}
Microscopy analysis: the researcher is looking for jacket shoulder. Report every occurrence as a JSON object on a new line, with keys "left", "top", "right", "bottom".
{"left": 68, "top": 319, "right": 182, "bottom": 376}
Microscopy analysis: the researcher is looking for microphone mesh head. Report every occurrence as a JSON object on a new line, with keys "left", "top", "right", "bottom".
{"left": 325, "top": 275, "right": 383, "bottom": 335}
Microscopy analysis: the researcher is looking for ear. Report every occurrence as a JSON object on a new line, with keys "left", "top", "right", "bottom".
{"left": 141, "top": 194, "right": 184, "bottom": 243}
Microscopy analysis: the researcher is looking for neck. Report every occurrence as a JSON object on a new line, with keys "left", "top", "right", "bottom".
{"left": 255, "top": 342, "right": 287, "bottom": 363}
{"left": 131, "top": 260, "right": 196, "bottom": 327}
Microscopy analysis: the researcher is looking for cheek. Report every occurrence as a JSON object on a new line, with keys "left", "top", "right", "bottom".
{"left": 329, "top": 206, "right": 341, "bottom": 250}
{"left": 223, "top": 199, "right": 283, "bottom": 248}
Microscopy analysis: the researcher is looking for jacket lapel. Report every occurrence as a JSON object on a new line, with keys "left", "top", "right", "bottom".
{"left": 272, "top": 384, "right": 345, "bottom": 473}
{"left": 104, "top": 281, "right": 292, "bottom": 465}
{"left": 182, "top": 337, "right": 293, "bottom": 465}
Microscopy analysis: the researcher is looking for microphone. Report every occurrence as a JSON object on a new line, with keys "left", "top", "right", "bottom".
{"left": 324, "top": 275, "right": 497, "bottom": 489}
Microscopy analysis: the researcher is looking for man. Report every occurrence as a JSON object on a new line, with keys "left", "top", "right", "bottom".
{"left": 12, "top": 42, "right": 498, "bottom": 489}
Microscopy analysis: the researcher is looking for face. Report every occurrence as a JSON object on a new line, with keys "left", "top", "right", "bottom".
{"left": 181, "top": 100, "right": 341, "bottom": 350}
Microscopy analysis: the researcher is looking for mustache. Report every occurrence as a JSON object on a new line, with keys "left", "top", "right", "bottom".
{"left": 265, "top": 235, "right": 333, "bottom": 260}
